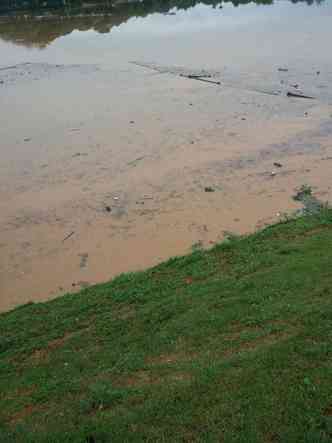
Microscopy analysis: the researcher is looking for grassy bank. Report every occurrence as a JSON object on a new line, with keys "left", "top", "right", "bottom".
{"left": 1, "top": 210, "right": 332, "bottom": 442}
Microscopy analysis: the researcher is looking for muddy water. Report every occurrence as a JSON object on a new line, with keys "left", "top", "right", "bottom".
{"left": 1, "top": 0, "right": 332, "bottom": 311}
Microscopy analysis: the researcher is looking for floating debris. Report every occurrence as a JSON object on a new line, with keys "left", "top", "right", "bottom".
{"left": 293, "top": 185, "right": 324, "bottom": 214}
{"left": 287, "top": 91, "right": 314, "bottom": 99}
{"left": 62, "top": 231, "right": 75, "bottom": 242}
{"left": 130, "top": 61, "right": 220, "bottom": 78}
{"left": 79, "top": 253, "right": 89, "bottom": 269}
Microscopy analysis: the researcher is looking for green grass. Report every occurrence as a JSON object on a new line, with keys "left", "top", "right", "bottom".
{"left": 1, "top": 210, "right": 332, "bottom": 442}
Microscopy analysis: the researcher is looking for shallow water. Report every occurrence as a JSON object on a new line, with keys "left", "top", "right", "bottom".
{"left": 1, "top": 0, "right": 332, "bottom": 311}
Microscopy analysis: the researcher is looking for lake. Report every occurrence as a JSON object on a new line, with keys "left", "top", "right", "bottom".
{"left": 1, "top": 0, "right": 332, "bottom": 311}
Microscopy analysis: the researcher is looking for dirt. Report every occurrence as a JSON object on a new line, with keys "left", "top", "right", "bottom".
{"left": 9, "top": 404, "right": 38, "bottom": 424}
{"left": 26, "top": 331, "right": 78, "bottom": 364}
{"left": 146, "top": 351, "right": 198, "bottom": 365}
{"left": 116, "top": 370, "right": 192, "bottom": 388}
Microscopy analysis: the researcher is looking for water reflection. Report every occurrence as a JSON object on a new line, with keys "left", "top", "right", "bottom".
{"left": 0, "top": 0, "right": 325, "bottom": 48}
{"left": 0, "top": 0, "right": 325, "bottom": 14}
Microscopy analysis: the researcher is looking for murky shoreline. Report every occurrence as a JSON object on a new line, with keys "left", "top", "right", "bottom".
{"left": 1, "top": 0, "right": 332, "bottom": 311}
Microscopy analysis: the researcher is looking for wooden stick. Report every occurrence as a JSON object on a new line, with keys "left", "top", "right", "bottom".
{"left": 62, "top": 231, "right": 75, "bottom": 242}
{"left": 186, "top": 74, "right": 212, "bottom": 79}
{"left": 287, "top": 91, "right": 314, "bottom": 99}
{"left": 186, "top": 75, "right": 221, "bottom": 85}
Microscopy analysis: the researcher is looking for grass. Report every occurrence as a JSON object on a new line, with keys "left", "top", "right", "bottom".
{"left": 1, "top": 209, "right": 332, "bottom": 442}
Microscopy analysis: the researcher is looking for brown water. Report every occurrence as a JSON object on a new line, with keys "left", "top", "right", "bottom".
{"left": 1, "top": 0, "right": 332, "bottom": 311}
